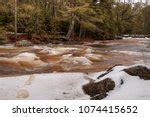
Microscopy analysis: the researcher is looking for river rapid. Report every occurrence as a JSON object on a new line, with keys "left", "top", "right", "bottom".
{"left": 0, "top": 38, "right": 149, "bottom": 77}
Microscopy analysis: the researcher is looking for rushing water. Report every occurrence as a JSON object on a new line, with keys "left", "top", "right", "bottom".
{"left": 0, "top": 38, "right": 149, "bottom": 76}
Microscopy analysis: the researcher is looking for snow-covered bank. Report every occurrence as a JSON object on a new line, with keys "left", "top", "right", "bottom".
{"left": 0, "top": 73, "right": 90, "bottom": 100}
{"left": 89, "top": 65, "right": 150, "bottom": 100}
{"left": 0, "top": 65, "right": 149, "bottom": 100}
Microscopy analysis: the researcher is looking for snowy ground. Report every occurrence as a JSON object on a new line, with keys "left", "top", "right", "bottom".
{"left": 0, "top": 64, "right": 149, "bottom": 100}
{"left": 89, "top": 65, "right": 150, "bottom": 100}
{"left": 0, "top": 73, "right": 90, "bottom": 100}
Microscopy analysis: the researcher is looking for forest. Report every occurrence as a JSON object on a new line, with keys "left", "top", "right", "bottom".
{"left": 0, "top": 0, "right": 150, "bottom": 45}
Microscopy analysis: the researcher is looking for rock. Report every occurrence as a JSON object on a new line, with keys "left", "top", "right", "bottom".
{"left": 83, "top": 78, "right": 115, "bottom": 100}
{"left": 15, "top": 40, "right": 33, "bottom": 47}
{"left": 124, "top": 66, "right": 150, "bottom": 80}
{"left": 90, "top": 93, "right": 108, "bottom": 100}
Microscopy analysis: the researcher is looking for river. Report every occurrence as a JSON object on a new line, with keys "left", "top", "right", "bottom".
{"left": 0, "top": 38, "right": 149, "bottom": 76}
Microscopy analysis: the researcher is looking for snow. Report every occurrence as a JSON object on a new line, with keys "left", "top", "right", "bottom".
{"left": 0, "top": 73, "right": 90, "bottom": 100}
{"left": 105, "top": 74, "right": 150, "bottom": 100}
{"left": 94, "top": 66, "right": 127, "bottom": 86}
{"left": 90, "top": 65, "right": 150, "bottom": 100}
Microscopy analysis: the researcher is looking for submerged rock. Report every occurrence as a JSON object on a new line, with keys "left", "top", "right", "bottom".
{"left": 83, "top": 78, "right": 115, "bottom": 100}
{"left": 124, "top": 66, "right": 150, "bottom": 80}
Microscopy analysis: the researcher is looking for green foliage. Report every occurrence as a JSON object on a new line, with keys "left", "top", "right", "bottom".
{"left": 0, "top": 3, "right": 13, "bottom": 26}
{"left": 0, "top": 27, "right": 8, "bottom": 44}
{"left": 17, "top": 4, "right": 45, "bottom": 38}
{"left": 143, "top": 6, "right": 150, "bottom": 34}
{"left": 0, "top": 0, "right": 150, "bottom": 41}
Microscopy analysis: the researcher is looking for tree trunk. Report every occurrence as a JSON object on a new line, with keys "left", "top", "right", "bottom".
{"left": 79, "top": 22, "right": 83, "bottom": 40}
{"left": 66, "top": 15, "right": 75, "bottom": 40}
{"left": 51, "top": 0, "right": 57, "bottom": 18}
{"left": 14, "top": 0, "right": 18, "bottom": 40}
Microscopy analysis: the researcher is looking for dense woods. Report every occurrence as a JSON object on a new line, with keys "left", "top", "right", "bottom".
{"left": 0, "top": 0, "right": 150, "bottom": 44}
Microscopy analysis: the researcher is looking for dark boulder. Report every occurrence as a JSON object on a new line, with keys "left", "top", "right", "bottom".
{"left": 83, "top": 78, "right": 115, "bottom": 100}
{"left": 124, "top": 66, "right": 150, "bottom": 80}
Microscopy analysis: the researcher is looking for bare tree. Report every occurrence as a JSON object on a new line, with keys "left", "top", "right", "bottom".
{"left": 14, "top": 0, "right": 17, "bottom": 39}
{"left": 145, "top": 0, "right": 148, "bottom": 6}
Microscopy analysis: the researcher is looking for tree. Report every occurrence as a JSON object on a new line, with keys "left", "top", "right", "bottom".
{"left": 14, "top": 0, "right": 17, "bottom": 39}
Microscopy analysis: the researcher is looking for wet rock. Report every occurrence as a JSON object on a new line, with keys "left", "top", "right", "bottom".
{"left": 124, "top": 66, "right": 150, "bottom": 80}
{"left": 90, "top": 93, "right": 108, "bottom": 100}
{"left": 120, "top": 79, "right": 124, "bottom": 85}
{"left": 83, "top": 78, "right": 115, "bottom": 100}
